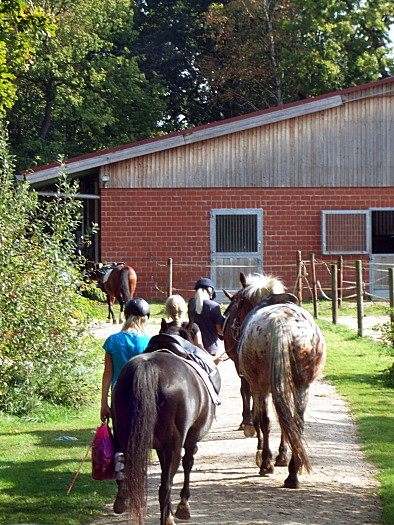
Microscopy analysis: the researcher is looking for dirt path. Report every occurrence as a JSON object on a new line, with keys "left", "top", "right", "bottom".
{"left": 90, "top": 321, "right": 382, "bottom": 525}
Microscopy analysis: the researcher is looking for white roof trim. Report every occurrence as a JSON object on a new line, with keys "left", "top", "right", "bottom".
{"left": 26, "top": 95, "right": 343, "bottom": 184}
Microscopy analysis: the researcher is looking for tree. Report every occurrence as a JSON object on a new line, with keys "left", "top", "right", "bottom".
{"left": 0, "top": 132, "right": 97, "bottom": 415}
{"left": 0, "top": 0, "right": 56, "bottom": 116}
{"left": 197, "top": 0, "right": 394, "bottom": 119}
{"left": 6, "top": 0, "right": 166, "bottom": 172}
{"left": 131, "top": 0, "right": 215, "bottom": 130}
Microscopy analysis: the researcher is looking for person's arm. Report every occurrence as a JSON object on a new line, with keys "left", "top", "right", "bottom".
{"left": 193, "top": 330, "right": 206, "bottom": 351}
{"left": 100, "top": 352, "right": 113, "bottom": 421}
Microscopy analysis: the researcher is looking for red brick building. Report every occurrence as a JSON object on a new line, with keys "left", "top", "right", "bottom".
{"left": 27, "top": 77, "right": 394, "bottom": 302}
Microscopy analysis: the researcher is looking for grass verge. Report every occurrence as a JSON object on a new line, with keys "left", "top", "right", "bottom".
{"left": 316, "top": 319, "right": 394, "bottom": 525}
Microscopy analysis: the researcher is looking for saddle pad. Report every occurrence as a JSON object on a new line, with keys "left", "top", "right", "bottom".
{"left": 157, "top": 349, "right": 221, "bottom": 406}
{"left": 102, "top": 269, "right": 113, "bottom": 283}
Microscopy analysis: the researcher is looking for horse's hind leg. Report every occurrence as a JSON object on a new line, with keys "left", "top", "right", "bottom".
{"left": 174, "top": 444, "right": 195, "bottom": 520}
{"left": 284, "top": 387, "right": 309, "bottom": 489}
{"left": 275, "top": 433, "right": 288, "bottom": 467}
{"left": 257, "top": 396, "right": 274, "bottom": 476}
{"left": 106, "top": 295, "right": 117, "bottom": 324}
{"left": 240, "top": 377, "right": 255, "bottom": 436}
{"left": 157, "top": 447, "right": 181, "bottom": 525}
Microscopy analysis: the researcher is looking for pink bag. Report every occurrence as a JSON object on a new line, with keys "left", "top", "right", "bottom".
{"left": 91, "top": 421, "right": 116, "bottom": 480}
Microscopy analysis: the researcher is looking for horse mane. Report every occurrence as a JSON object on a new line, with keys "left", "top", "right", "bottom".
{"left": 241, "top": 273, "right": 286, "bottom": 305}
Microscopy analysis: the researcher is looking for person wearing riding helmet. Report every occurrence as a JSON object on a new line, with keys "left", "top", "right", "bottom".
{"left": 100, "top": 298, "right": 151, "bottom": 422}
{"left": 188, "top": 278, "right": 225, "bottom": 364}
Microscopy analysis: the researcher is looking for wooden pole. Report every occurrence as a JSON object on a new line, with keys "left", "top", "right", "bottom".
{"left": 389, "top": 267, "right": 394, "bottom": 326}
{"left": 310, "top": 253, "right": 318, "bottom": 318}
{"left": 356, "top": 260, "right": 364, "bottom": 337}
{"left": 167, "top": 258, "right": 173, "bottom": 297}
{"left": 337, "top": 255, "right": 343, "bottom": 307}
{"left": 296, "top": 250, "right": 303, "bottom": 306}
{"left": 331, "top": 264, "right": 338, "bottom": 324}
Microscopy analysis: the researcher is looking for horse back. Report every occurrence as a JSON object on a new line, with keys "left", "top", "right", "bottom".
{"left": 114, "top": 352, "right": 215, "bottom": 451}
{"left": 239, "top": 303, "right": 326, "bottom": 388}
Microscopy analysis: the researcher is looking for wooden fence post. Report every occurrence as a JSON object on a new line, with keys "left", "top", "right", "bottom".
{"left": 389, "top": 267, "right": 394, "bottom": 326}
{"left": 356, "top": 260, "right": 364, "bottom": 337}
{"left": 167, "top": 258, "right": 173, "bottom": 297}
{"left": 296, "top": 250, "right": 303, "bottom": 306}
{"left": 331, "top": 264, "right": 338, "bottom": 324}
{"left": 337, "top": 255, "right": 343, "bottom": 307}
{"left": 310, "top": 253, "right": 318, "bottom": 318}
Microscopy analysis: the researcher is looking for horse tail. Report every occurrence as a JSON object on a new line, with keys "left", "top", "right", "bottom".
{"left": 270, "top": 315, "right": 311, "bottom": 474}
{"left": 119, "top": 267, "right": 132, "bottom": 304}
{"left": 124, "top": 358, "right": 159, "bottom": 525}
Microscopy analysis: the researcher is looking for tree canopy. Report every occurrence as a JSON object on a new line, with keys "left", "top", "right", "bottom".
{"left": 3, "top": 0, "right": 394, "bottom": 171}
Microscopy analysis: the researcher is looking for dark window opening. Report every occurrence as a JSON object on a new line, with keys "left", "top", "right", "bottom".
{"left": 372, "top": 210, "right": 394, "bottom": 254}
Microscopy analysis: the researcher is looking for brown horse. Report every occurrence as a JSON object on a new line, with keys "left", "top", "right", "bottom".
{"left": 89, "top": 263, "right": 137, "bottom": 324}
{"left": 230, "top": 272, "right": 326, "bottom": 488}
{"left": 222, "top": 291, "right": 254, "bottom": 435}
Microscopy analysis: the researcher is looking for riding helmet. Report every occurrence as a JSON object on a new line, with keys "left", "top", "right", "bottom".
{"left": 194, "top": 278, "right": 216, "bottom": 299}
{"left": 125, "top": 298, "right": 150, "bottom": 318}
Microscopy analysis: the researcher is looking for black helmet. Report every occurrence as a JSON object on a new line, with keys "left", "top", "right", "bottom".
{"left": 194, "top": 278, "right": 216, "bottom": 299}
{"left": 125, "top": 298, "right": 150, "bottom": 318}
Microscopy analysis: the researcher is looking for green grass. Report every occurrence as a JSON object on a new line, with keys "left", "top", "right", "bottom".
{"left": 315, "top": 319, "right": 394, "bottom": 525}
{"left": 0, "top": 299, "right": 393, "bottom": 524}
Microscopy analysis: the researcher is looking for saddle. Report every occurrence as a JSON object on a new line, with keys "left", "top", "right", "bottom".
{"left": 101, "top": 262, "right": 126, "bottom": 284}
{"left": 257, "top": 292, "right": 299, "bottom": 309}
{"left": 144, "top": 334, "right": 221, "bottom": 395}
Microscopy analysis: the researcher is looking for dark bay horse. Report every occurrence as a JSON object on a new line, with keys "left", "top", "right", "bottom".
{"left": 89, "top": 263, "right": 137, "bottom": 324}
{"left": 230, "top": 272, "right": 326, "bottom": 488}
{"left": 112, "top": 323, "right": 219, "bottom": 525}
{"left": 222, "top": 290, "right": 254, "bottom": 435}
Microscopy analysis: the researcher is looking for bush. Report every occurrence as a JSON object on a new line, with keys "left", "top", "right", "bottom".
{"left": 0, "top": 131, "right": 97, "bottom": 416}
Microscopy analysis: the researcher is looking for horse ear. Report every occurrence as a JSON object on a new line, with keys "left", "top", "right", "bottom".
{"left": 240, "top": 272, "right": 248, "bottom": 288}
{"left": 222, "top": 289, "right": 233, "bottom": 300}
{"left": 160, "top": 318, "right": 168, "bottom": 332}
{"left": 186, "top": 319, "right": 194, "bottom": 333}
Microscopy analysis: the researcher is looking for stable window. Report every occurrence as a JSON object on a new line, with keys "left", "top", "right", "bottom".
{"left": 215, "top": 213, "right": 258, "bottom": 253}
{"left": 322, "top": 210, "right": 370, "bottom": 254}
{"left": 322, "top": 209, "right": 394, "bottom": 255}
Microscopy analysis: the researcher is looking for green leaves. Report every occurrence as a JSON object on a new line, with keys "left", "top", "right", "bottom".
{"left": 0, "top": 132, "right": 97, "bottom": 416}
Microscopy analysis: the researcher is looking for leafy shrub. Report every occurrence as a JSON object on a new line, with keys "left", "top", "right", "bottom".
{"left": 0, "top": 131, "right": 97, "bottom": 416}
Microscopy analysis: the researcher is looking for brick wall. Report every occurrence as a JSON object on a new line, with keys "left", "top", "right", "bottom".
{"left": 100, "top": 187, "right": 394, "bottom": 302}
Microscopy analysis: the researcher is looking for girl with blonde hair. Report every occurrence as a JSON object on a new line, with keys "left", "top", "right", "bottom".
{"left": 164, "top": 294, "right": 206, "bottom": 351}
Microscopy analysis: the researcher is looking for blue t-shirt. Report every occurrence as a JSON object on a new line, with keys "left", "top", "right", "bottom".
{"left": 103, "top": 331, "right": 151, "bottom": 386}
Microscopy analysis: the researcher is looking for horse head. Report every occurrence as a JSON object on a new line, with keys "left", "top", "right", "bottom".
{"left": 159, "top": 318, "right": 194, "bottom": 344}
{"left": 230, "top": 272, "right": 287, "bottom": 341}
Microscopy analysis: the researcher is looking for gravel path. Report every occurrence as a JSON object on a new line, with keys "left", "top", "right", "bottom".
{"left": 89, "top": 319, "right": 382, "bottom": 525}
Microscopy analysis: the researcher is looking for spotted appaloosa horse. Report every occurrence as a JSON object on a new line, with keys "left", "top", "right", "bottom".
{"left": 231, "top": 272, "right": 326, "bottom": 488}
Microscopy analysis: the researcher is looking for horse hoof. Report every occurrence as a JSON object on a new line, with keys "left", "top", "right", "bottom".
{"left": 175, "top": 501, "right": 191, "bottom": 520}
{"left": 244, "top": 424, "right": 256, "bottom": 438}
{"left": 256, "top": 450, "right": 263, "bottom": 467}
{"left": 165, "top": 514, "right": 176, "bottom": 525}
{"left": 259, "top": 465, "right": 274, "bottom": 476}
{"left": 283, "top": 477, "right": 300, "bottom": 489}
{"left": 238, "top": 422, "right": 245, "bottom": 431}
{"left": 275, "top": 456, "right": 288, "bottom": 467}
